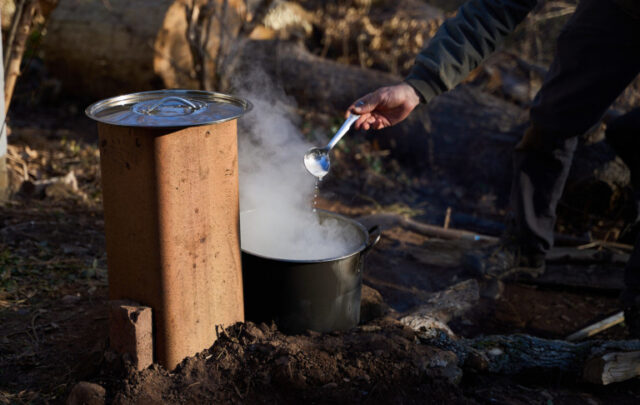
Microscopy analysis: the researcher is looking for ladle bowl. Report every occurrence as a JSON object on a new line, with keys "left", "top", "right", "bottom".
{"left": 303, "top": 147, "right": 331, "bottom": 178}
{"left": 303, "top": 114, "right": 359, "bottom": 178}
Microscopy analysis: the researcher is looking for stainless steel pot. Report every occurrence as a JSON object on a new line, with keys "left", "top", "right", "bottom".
{"left": 241, "top": 210, "right": 381, "bottom": 334}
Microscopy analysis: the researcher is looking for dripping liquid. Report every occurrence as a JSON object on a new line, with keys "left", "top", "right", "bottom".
{"left": 312, "top": 177, "right": 322, "bottom": 212}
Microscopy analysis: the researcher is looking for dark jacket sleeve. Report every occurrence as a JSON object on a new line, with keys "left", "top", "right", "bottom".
{"left": 405, "top": 0, "right": 538, "bottom": 103}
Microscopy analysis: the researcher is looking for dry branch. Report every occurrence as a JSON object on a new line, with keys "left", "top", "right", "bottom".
{"left": 566, "top": 311, "right": 625, "bottom": 342}
{"left": 4, "top": 0, "right": 26, "bottom": 69}
{"left": 357, "top": 212, "right": 498, "bottom": 242}
{"left": 4, "top": 0, "right": 38, "bottom": 114}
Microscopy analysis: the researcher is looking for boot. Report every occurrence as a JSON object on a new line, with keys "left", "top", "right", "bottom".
{"left": 606, "top": 108, "right": 640, "bottom": 245}
{"left": 620, "top": 288, "right": 640, "bottom": 339}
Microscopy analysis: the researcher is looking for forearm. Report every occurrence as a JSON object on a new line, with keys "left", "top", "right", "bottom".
{"left": 405, "top": 0, "right": 538, "bottom": 103}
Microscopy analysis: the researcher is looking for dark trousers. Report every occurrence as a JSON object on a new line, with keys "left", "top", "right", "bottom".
{"left": 508, "top": 0, "right": 640, "bottom": 290}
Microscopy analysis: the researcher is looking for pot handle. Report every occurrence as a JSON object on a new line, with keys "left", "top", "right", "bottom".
{"left": 143, "top": 96, "right": 198, "bottom": 114}
{"left": 362, "top": 225, "right": 381, "bottom": 256}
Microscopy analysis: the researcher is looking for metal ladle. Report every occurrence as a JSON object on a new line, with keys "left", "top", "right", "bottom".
{"left": 303, "top": 114, "right": 360, "bottom": 178}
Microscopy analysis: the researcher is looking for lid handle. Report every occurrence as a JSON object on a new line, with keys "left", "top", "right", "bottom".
{"left": 143, "top": 96, "right": 198, "bottom": 114}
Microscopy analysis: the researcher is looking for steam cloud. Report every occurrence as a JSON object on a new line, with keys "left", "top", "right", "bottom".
{"left": 235, "top": 71, "right": 362, "bottom": 260}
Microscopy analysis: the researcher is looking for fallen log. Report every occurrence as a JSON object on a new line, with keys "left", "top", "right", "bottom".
{"left": 418, "top": 330, "right": 640, "bottom": 384}
{"left": 42, "top": 0, "right": 247, "bottom": 97}
{"left": 522, "top": 263, "right": 625, "bottom": 291}
{"left": 546, "top": 247, "right": 629, "bottom": 265}
{"left": 398, "top": 281, "right": 640, "bottom": 384}
{"left": 583, "top": 350, "right": 640, "bottom": 385}
{"left": 41, "top": 0, "right": 427, "bottom": 103}
{"left": 400, "top": 279, "right": 480, "bottom": 324}
{"left": 221, "top": 39, "right": 399, "bottom": 112}
{"left": 399, "top": 279, "right": 479, "bottom": 339}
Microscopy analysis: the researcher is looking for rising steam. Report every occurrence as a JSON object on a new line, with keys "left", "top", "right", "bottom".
{"left": 235, "top": 70, "right": 362, "bottom": 260}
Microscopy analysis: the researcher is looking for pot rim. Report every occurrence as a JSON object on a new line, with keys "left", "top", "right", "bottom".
{"left": 85, "top": 89, "right": 253, "bottom": 128}
{"left": 240, "top": 210, "right": 373, "bottom": 263}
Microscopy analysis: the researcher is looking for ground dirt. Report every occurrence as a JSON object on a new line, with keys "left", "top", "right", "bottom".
{"left": 2, "top": 172, "right": 639, "bottom": 403}
{"left": 2, "top": 93, "right": 640, "bottom": 404}
{"left": 2, "top": 1, "right": 640, "bottom": 402}
{"left": 105, "top": 319, "right": 471, "bottom": 404}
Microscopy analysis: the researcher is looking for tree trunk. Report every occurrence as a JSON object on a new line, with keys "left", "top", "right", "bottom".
{"left": 42, "top": 0, "right": 443, "bottom": 100}
{"left": 43, "top": 0, "right": 181, "bottom": 97}
{"left": 42, "top": 0, "right": 246, "bottom": 98}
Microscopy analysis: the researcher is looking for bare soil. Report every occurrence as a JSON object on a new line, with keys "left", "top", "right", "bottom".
{"left": 106, "top": 319, "right": 471, "bottom": 404}
{"left": 2, "top": 5, "right": 640, "bottom": 400}
{"left": 2, "top": 173, "right": 639, "bottom": 403}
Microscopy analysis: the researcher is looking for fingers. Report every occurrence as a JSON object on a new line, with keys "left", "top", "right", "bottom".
{"left": 355, "top": 114, "right": 377, "bottom": 130}
{"left": 354, "top": 114, "right": 369, "bottom": 129}
{"left": 348, "top": 90, "right": 383, "bottom": 116}
{"left": 348, "top": 89, "right": 385, "bottom": 129}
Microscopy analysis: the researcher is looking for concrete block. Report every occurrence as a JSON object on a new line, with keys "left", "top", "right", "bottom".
{"left": 109, "top": 300, "right": 153, "bottom": 370}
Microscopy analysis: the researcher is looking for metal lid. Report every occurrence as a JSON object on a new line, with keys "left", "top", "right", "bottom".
{"left": 85, "top": 89, "right": 252, "bottom": 128}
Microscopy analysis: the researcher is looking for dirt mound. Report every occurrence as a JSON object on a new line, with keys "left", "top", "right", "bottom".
{"left": 109, "top": 319, "right": 472, "bottom": 404}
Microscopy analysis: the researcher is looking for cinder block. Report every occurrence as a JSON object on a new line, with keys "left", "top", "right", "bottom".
{"left": 109, "top": 300, "right": 153, "bottom": 370}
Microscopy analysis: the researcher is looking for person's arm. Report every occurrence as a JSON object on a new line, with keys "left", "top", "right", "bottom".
{"left": 349, "top": 0, "right": 538, "bottom": 130}
{"left": 405, "top": 0, "right": 538, "bottom": 103}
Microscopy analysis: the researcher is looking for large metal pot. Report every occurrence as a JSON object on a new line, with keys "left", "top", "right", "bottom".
{"left": 241, "top": 210, "right": 381, "bottom": 334}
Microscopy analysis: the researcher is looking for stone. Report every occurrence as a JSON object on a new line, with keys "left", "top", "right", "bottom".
{"left": 61, "top": 294, "right": 82, "bottom": 304}
{"left": 360, "top": 284, "right": 389, "bottom": 323}
{"left": 109, "top": 301, "right": 153, "bottom": 371}
{"left": 66, "top": 381, "right": 106, "bottom": 405}
{"left": 479, "top": 279, "right": 504, "bottom": 300}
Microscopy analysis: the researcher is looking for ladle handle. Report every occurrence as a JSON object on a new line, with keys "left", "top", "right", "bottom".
{"left": 327, "top": 114, "right": 360, "bottom": 150}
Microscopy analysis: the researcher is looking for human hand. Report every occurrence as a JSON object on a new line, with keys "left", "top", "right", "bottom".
{"left": 347, "top": 83, "right": 421, "bottom": 130}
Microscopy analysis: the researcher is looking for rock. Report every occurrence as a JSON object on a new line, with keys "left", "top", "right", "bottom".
{"left": 66, "top": 381, "right": 106, "bottom": 405}
{"left": 61, "top": 294, "right": 82, "bottom": 304}
{"left": 427, "top": 349, "right": 463, "bottom": 385}
{"left": 45, "top": 181, "right": 79, "bottom": 200}
{"left": 400, "top": 315, "right": 456, "bottom": 339}
{"left": 244, "top": 323, "right": 265, "bottom": 340}
{"left": 360, "top": 284, "right": 389, "bottom": 323}
{"left": 479, "top": 279, "right": 504, "bottom": 300}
